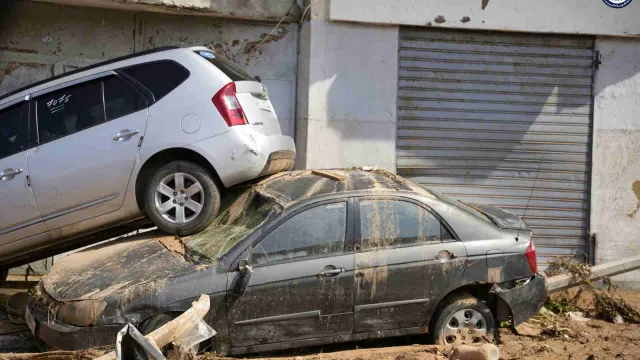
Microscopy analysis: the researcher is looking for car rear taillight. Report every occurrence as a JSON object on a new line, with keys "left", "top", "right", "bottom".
{"left": 525, "top": 235, "right": 538, "bottom": 274}
{"left": 212, "top": 82, "right": 247, "bottom": 127}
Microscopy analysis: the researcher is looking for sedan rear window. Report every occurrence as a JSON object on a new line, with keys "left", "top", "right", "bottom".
{"left": 195, "top": 50, "right": 255, "bottom": 82}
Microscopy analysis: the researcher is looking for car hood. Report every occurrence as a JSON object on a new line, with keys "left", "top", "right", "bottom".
{"left": 466, "top": 203, "right": 530, "bottom": 231}
{"left": 42, "top": 231, "right": 200, "bottom": 302}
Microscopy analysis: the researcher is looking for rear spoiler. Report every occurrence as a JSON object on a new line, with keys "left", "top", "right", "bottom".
{"left": 462, "top": 202, "right": 530, "bottom": 231}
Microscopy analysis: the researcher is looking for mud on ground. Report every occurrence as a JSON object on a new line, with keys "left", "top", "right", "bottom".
{"left": 3, "top": 291, "right": 640, "bottom": 360}
{"left": 200, "top": 291, "right": 640, "bottom": 360}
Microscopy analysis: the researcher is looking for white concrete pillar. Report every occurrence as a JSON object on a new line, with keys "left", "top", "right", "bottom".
{"left": 591, "top": 37, "right": 640, "bottom": 287}
{"left": 296, "top": 0, "right": 399, "bottom": 172}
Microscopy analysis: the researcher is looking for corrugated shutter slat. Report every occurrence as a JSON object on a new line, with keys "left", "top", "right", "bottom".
{"left": 397, "top": 29, "right": 594, "bottom": 266}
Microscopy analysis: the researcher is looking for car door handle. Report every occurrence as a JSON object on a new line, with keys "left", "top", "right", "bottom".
{"left": 318, "top": 268, "right": 345, "bottom": 277}
{"left": 1, "top": 168, "right": 22, "bottom": 180}
{"left": 436, "top": 250, "right": 458, "bottom": 260}
{"left": 113, "top": 129, "right": 140, "bottom": 141}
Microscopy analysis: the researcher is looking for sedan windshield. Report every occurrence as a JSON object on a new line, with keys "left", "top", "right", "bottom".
{"left": 185, "top": 187, "right": 281, "bottom": 260}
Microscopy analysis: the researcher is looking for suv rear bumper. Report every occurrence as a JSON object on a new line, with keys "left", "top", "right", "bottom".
{"left": 187, "top": 127, "right": 296, "bottom": 187}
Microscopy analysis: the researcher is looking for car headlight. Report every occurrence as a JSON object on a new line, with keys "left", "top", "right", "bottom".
{"left": 57, "top": 299, "right": 107, "bottom": 326}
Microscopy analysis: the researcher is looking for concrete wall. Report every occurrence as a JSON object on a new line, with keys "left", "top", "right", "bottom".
{"left": 0, "top": 1, "right": 298, "bottom": 137}
{"left": 295, "top": 1, "right": 399, "bottom": 171}
{"left": 591, "top": 37, "right": 640, "bottom": 287}
{"left": 329, "top": 0, "right": 640, "bottom": 37}
{"left": 33, "top": 0, "right": 302, "bottom": 22}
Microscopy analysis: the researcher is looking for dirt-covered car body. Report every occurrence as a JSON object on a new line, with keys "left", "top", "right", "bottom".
{"left": 26, "top": 169, "right": 546, "bottom": 355}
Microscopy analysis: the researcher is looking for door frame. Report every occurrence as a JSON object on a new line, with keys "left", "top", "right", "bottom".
{"left": 350, "top": 194, "right": 466, "bottom": 332}
{"left": 225, "top": 196, "right": 356, "bottom": 347}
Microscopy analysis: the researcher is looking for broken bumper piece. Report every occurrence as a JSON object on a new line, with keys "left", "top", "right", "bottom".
{"left": 490, "top": 272, "right": 547, "bottom": 326}
{"left": 27, "top": 301, "right": 123, "bottom": 350}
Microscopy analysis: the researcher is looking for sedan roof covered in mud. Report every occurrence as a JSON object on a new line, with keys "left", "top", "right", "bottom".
{"left": 252, "top": 169, "right": 433, "bottom": 207}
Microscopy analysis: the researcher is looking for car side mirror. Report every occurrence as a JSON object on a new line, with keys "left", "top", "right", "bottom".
{"left": 239, "top": 259, "right": 253, "bottom": 273}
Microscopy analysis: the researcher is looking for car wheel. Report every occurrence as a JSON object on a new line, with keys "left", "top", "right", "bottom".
{"left": 431, "top": 295, "right": 495, "bottom": 347}
{"left": 144, "top": 160, "right": 220, "bottom": 236}
{"left": 134, "top": 313, "right": 200, "bottom": 360}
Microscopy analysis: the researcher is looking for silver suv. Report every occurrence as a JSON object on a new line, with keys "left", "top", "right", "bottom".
{"left": 0, "top": 46, "right": 295, "bottom": 272}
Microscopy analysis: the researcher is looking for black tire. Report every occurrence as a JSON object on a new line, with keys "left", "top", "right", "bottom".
{"left": 144, "top": 161, "right": 220, "bottom": 236}
{"left": 430, "top": 295, "right": 495, "bottom": 347}
{"left": 134, "top": 314, "right": 174, "bottom": 360}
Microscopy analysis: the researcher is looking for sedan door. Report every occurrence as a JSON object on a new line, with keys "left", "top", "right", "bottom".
{"left": 227, "top": 200, "right": 354, "bottom": 348}
{"left": 28, "top": 74, "right": 148, "bottom": 230}
{"left": 353, "top": 197, "right": 467, "bottom": 333}
{"left": 0, "top": 102, "right": 48, "bottom": 249}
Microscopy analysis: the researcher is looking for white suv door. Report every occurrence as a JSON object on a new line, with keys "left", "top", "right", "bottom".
{"left": 0, "top": 102, "right": 48, "bottom": 248}
{"left": 28, "top": 74, "right": 148, "bottom": 230}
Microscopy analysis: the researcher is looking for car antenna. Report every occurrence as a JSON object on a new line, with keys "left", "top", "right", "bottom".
{"left": 517, "top": 155, "right": 544, "bottom": 242}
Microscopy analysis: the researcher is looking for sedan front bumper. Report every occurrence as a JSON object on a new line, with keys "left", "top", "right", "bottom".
{"left": 490, "top": 272, "right": 547, "bottom": 326}
{"left": 26, "top": 300, "right": 122, "bottom": 350}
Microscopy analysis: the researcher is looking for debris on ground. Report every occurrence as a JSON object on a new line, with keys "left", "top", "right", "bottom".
{"left": 566, "top": 311, "right": 590, "bottom": 323}
{"left": 514, "top": 322, "right": 543, "bottom": 337}
{"left": 0, "top": 350, "right": 108, "bottom": 360}
{"left": 202, "top": 345, "right": 449, "bottom": 360}
{"left": 449, "top": 344, "right": 499, "bottom": 360}
{"left": 546, "top": 257, "right": 640, "bottom": 324}
{"left": 95, "top": 294, "right": 212, "bottom": 360}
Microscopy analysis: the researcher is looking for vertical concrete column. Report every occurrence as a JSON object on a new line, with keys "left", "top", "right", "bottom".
{"left": 296, "top": 0, "right": 399, "bottom": 172}
{"left": 591, "top": 37, "right": 640, "bottom": 287}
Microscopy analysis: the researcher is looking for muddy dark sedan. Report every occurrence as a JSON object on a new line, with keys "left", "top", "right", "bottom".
{"left": 26, "top": 169, "right": 546, "bottom": 355}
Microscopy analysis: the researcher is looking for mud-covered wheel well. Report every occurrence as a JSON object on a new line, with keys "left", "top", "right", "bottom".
{"left": 428, "top": 284, "right": 511, "bottom": 331}
{"left": 135, "top": 148, "right": 223, "bottom": 212}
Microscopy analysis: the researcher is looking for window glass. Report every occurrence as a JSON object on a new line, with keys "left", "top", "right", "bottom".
{"left": 36, "top": 80, "right": 104, "bottom": 144}
{"left": 103, "top": 76, "right": 146, "bottom": 121}
{"left": 185, "top": 188, "right": 281, "bottom": 260}
{"left": 359, "top": 200, "right": 444, "bottom": 250}
{"left": 0, "top": 103, "right": 26, "bottom": 158}
{"left": 194, "top": 50, "right": 255, "bottom": 82}
{"left": 252, "top": 203, "right": 347, "bottom": 265}
{"left": 121, "top": 61, "right": 189, "bottom": 101}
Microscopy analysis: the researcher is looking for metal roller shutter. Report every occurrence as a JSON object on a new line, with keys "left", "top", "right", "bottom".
{"left": 396, "top": 28, "right": 595, "bottom": 265}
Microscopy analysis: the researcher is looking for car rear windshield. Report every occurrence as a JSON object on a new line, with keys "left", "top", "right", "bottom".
{"left": 185, "top": 187, "right": 281, "bottom": 260}
{"left": 424, "top": 187, "right": 494, "bottom": 225}
{"left": 194, "top": 50, "right": 255, "bottom": 82}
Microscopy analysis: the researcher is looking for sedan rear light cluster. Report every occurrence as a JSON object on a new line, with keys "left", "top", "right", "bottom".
{"left": 525, "top": 234, "right": 538, "bottom": 274}
{"left": 212, "top": 82, "right": 247, "bottom": 127}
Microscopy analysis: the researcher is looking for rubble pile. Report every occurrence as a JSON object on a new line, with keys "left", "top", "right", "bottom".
{"left": 546, "top": 257, "right": 640, "bottom": 324}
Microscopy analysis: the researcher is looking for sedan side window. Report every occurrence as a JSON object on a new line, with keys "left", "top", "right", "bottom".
{"left": 251, "top": 202, "right": 347, "bottom": 265}
{"left": 0, "top": 103, "right": 26, "bottom": 159}
{"left": 359, "top": 200, "right": 452, "bottom": 250}
{"left": 36, "top": 80, "right": 104, "bottom": 144}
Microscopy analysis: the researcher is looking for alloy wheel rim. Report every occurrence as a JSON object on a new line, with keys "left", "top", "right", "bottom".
{"left": 154, "top": 172, "right": 204, "bottom": 224}
{"left": 442, "top": 309, "right": 488, "bottom": 346}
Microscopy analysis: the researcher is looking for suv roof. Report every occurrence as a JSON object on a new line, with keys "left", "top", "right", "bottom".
{"left": 0, "top": 46, "right": 181, "bottom": 104}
